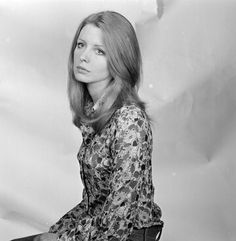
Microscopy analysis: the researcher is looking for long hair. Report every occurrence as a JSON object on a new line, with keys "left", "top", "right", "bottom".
{"left": 68, "top": 11, "right": 147, "bottom": 133}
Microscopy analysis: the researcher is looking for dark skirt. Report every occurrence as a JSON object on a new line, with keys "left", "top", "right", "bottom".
{"left": 10, "top": 222, "right": 163, "bottom": 241}
{"left": 127, "top": 222, "right": 164, "bottom": 241}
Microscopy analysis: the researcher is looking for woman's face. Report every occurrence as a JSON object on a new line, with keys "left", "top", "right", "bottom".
{"left": 73, "top": 24, "right": 112, "bottom": 85}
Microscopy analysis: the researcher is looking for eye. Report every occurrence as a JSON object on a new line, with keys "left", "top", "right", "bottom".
{"left": 76, "top": 42, "right": 84, "bottom": 48}
{"left": 95, "top": 48, "right": 105, "bottom": 56}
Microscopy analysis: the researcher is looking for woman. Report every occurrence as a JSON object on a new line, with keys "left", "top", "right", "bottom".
{"left": 13, "top": 11, "right": 163, "bottom": 241}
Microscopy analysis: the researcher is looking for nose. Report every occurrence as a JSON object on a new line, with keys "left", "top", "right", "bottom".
{"left": 79, "top": 48, "right": 90, "bottom": 63}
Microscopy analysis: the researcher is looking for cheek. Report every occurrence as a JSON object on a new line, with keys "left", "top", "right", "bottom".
{"left": 103, "top": 63, "right": 110, "bottom": 75}
{"left": 94, "top": 59, "right": 110, "bottom": 74}
{"left": 101, "top": 60, "right": 110, "bottom": 75}
{"left": 73, "top": 50, "right": 80, "bottom": 63}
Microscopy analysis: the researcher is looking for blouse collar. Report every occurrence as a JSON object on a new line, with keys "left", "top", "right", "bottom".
{"left": 80, "top": 88, "right": 111, "bottom": 142}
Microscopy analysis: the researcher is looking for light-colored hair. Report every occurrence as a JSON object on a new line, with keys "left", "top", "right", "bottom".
{"left": 68, "top": 11, "right": 148, "bottom": 133}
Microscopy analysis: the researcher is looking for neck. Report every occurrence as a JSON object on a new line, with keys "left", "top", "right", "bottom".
{"left": 87, "top": 79, "right": 110, "bottom": 103}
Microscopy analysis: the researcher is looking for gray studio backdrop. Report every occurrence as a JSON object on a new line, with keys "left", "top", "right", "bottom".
{"left": 1, "top": 0, "right": 236, "bottom": 240}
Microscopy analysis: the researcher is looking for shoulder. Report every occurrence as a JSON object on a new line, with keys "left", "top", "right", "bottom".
{"left": 113, "top": 104, "right": 151, "bottom": 133}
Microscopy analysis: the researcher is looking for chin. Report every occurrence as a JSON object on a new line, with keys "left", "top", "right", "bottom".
{"left": 74, "top": 74, "right": 89, "bottom": 83}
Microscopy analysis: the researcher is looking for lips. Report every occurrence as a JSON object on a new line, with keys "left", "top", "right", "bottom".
{"left": 76, "top": 66, "right": 90, "bottom": 73}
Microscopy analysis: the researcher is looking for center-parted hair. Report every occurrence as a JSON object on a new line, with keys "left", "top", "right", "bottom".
{"left": 68, "top": 11, "right": 148, "bottom": 133}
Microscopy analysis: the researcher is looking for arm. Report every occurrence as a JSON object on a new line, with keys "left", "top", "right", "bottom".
{"left": 89, "top": 106, "right": 152, "bottom": 240}
{"left": 48, "top": 188, "right": 91, "bottom": 238}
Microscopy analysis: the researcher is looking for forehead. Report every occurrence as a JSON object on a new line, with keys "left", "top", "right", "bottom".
{"left": 78, "top": 24, "right": 104, "bottom": 45}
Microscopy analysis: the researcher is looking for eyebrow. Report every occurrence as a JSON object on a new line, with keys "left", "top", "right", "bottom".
{"left": 77, "top": 38, "right": 104, "bottom": 48}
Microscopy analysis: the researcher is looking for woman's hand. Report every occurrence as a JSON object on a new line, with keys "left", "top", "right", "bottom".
{"left": 33, "top": 233, "right": 58, "bottom": 241}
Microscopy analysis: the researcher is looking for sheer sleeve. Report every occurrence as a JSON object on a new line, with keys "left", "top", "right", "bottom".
{"left": 48, "top": 188, "right": 92, "bottom": 240}
{"left": 88, "top": 106, "right": 152, "bottom": 241}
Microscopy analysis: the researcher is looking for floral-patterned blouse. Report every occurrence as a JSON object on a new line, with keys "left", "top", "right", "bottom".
{"left": 49, "top": 102, "right": 162, "bottom": 241}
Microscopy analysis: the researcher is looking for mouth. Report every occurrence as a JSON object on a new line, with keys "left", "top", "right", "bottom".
{"left": 76, "top": 66, "right": 90, "bottom": 73}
